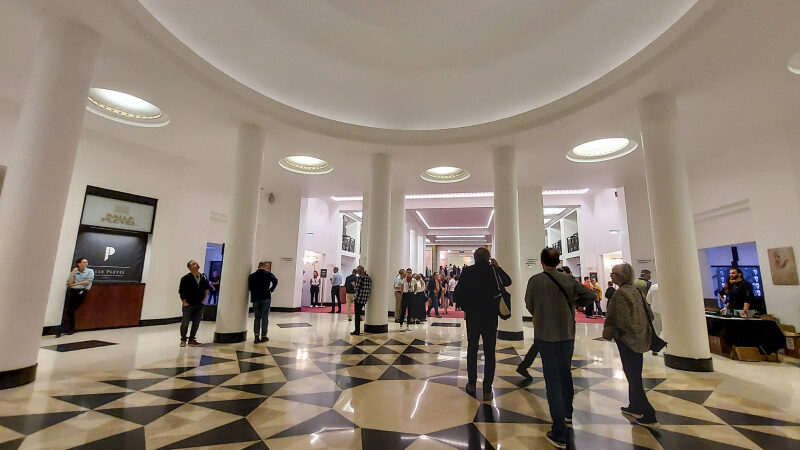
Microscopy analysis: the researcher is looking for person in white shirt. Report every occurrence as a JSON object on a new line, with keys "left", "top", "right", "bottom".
{"left": 393, "top": 269, "right": 405, "bottom": 323}
{"left": 399, "top": 268, "right": 415, "bottom": 328}
{"left": 646, "top": 284, "right": 662, "bottom": 355}
{"left": 446, "top": 275, "right": 458, "bottom": 315}
{"left": 309, "top": 271, "right": 321, "bottom": 307}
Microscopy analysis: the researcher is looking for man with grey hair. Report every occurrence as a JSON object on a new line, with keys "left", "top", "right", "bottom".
{"left": 178, "top": 260, "right": 209, "bottom": 347}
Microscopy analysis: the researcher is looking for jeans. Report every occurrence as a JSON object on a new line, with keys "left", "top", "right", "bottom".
{"left": 330, "top": 286, "right": 341, "bottom": 312}
{"left": 519, "top": 341, "right": 539, "bottom": 370}
{"left": 426, "top": 294, "right": 440, "bottom": 316}
{"left": 537, "top": 338, "right": 575, "bottom": 439}
{"left": 353, "top": 302, "right": 364, "bottom": 334}
{"left": 466, "top": 312, "right": 498, "bottom": 387}
{"left": 253, "top": 300, "right": 271, "bottom": 337}
{"left": 399, "top": 293, "right": 413, "bottom": 325}
{"left": 208, "top": 289, "right": 219, "bottom": 305}
{"left": 61, "top": 289, "right": 87, "bottom": 334}
{"left": 595, "top": 300, "right": 604, "bottom": 315}
{"left": 617, "top": 341, "right": 657, "bottom": 420}
{"left": 310, "top": 285, "right": 320, "bottom": 306}
{"left": 180, "top": 304, "right": 204, "bottom": 340}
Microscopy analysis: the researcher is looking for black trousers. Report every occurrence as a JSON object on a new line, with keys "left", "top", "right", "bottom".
{"left": 61, "top": 289, "right": 87, "bottom": 334}
{"left": 353, "top": 302, "right": 364, "bottom": 334}
{"left": 617, "top": 340, "right": 657, "bottom": 420}
{"left": 465, "top": 312, "right": 498, "bottom": 387}
{"left": 537, "top": 338, "right": 575, "bottom": 439}
{"left": 330, "top": 286, "right": 341, "bottom": 312}
{"left": 519, "top": 341, "right": 539, "bottom": 370}
{"left": 180, "top": 304, "right": 204, "bottom": 340}
{"left": 399, "top": 293, "right": 413, "bottom": 325}
{"left": 310, "top": 285, "right": 320, "bottom": 305}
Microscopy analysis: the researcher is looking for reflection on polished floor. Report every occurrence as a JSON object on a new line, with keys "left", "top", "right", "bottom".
{"left": 1, "top": 312, "right": 799, "bottom": 449}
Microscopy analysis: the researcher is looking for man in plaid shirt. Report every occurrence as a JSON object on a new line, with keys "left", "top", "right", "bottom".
{"left": 351, "top": 265, "right": 371, "bottom": 336}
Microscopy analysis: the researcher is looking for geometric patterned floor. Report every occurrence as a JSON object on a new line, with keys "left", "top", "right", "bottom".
{"left": 1, "top": 318, "right": 800, "bottom": 449}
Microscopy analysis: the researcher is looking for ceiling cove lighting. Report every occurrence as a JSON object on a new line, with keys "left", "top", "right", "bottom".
{"left": 434, "top": 235, "right": 486, "bottom": 239}
{"left": 543, "top": 207, "right": 565, "bottom": 216}
{"left": 420, "top": 166, "right": 471, "bottom": 183}
{"left": 331, "top": 190, "right": 588, "bottom": 201}
{"left": 567, "top": 138, "right": 638, "bottom": 163}
{"left": 85, "top": 88, "right": 169, "bottom": 127}
{"left": 789, "top": 49, "right": 800, "bottom": 75}
{"left": 279, "top": 156, "right": 333, "bottom": 175}
{"left": 415, "top": 210, "right": 494, "bottom": 230}
{"left": 543, "top": 189, "right": 590, "bottom": 195}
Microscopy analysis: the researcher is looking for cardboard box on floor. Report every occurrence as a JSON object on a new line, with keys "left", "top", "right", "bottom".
{"left": 785, "top": 332, "right": 800, "bottom": 358}
{"left": 731, "top": 346, "right": 763, "bottom": 362}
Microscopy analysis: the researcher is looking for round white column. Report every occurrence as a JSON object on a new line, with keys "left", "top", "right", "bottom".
{"left": 390, "top": 190, "right": 406, "bottom": 273}
{"left": 214, "top": 124, "right": 265, "bottom": 343}
{"left": 0, "top": 21, "right": 100, "bottom": 388}
{"left": 493, "top": 147, "right": 524, "bottom": 341}
{"left": 364, "top": 154, "right": 391, "bottom": 333}
{"left": 359, "top": 193, "right": 370, "bottom": 267}
{"left": 518, "top": 186, "right": 545, "bottom": 319}
{"left": 639, "top": 92, "right": 712, "bottom": 371}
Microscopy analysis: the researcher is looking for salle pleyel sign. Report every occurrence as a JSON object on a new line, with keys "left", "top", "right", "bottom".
{"left": 81, "top": 194, "right": 155, "bottom": 233}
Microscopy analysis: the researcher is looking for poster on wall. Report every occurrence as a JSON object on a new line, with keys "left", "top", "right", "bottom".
{"left": 80, "top": 186, "right": 157, "bottom": 233}
{"left": 767, "top": 247, "right": 799, "bottom": 285}
{"left": 73, "top": 230, "right": 147, "bottom": 283}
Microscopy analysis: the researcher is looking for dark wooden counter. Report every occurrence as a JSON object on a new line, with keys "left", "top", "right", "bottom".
{"left": 75, "top": 283, "right": 145, "bottom": 330}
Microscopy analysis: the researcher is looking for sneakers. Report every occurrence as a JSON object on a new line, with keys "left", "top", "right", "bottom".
{"left": 261, "top": 336, "right": 269, "bottom": 342}
{"left": 188, "top": 339, "right": 201, "bottom": 347}
{"left": 620, "top": 406, "right": 644, "bottom": 419}
{"left": 254, "top": 337, "right": 261, "bottom": 344}
{"left": 516, "top": 366, "right": 533, "bottom": 379}
{"left": 545, "top": 431, "right": 568, "bottom": 449}
{"left": 179, "top": 339, "right": 187, "bottom": 347}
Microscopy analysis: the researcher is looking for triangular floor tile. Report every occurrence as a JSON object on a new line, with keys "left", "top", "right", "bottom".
{"left": 0, "top": 411, "right": 86, "bottom": 435}
{"left": 0, "top": 438, "right": 24, "bottom": 450}
{"left": 410, "top": 339, "right": 427, "bottom": 346}
{"left": 371, "top": 346, "right": 399, "bottom": 354}
{"left": 237, "top": 350, "right": 268, "bottom": 360}
{"left": 199, "top": 355, "right": 234, "bottom": 366}
{"left": 427, "top": 423, "right": 495, "bottom": 450}
{"left": 341, "top": 346, "right": 368, "bottom": 355}
{"left": 572, "top": 429, "right": 652, "bottom": 450}
{"left": 646, "top": 426, "right": 746, "bottom": 450}
{"left": 239, "top": 361, "right": 275, "bottom": 373}
{"left": 241, "top": 441, "right": 269, "bottom": 450}
{"left": 315, "top": 361, "right": 352, "bottom": 373}
{"left": 355, "top": 339, "right": 380, "bottom": 346}
{"left": 161, "top": 418, "right": 262, "bottom": 449}
{"left": 53, "top": 392, "right": 131, "bottom": 410}
{"left": 329, "top": 374, "right": 373, "bottom": 390}
{"left": 642, "top": 378, "right": 667, "bottom": 390}
{"left": 268, "top": 410, "right": 357, "bottom": 439}
{"left": 97, "top": 403, "right": 183, "bottom": 425}
{"left": 572, "top": 377, "right": 607, "bottom": 389}
{"left": 429, "top": 359, "right": 460, "bottom": 370}
{"left": 101, "top": 378, "right": 165, "bottom": 391}
{"left": 384, "top": 339, "right": 408, "bottom": 346}
{"left": 272, "top": 355, "right": 303, "bottom": 367}
{"left": 140, "top": 367, "right": 195, "bottom": 377}
{"left": 438, "top": 341, "right": 463, "bottom": 347}
{"left": 734, "top": 426, "right": 800, "bottom": 449}
{"left": 266, "top": 346, "right": 295, "bottom": 355}
{"left": 69, "top": 427, "right": 145, "bottom": 450}
{"left": 582, "top": 367, "right": 619, "bottom": 377}
{"left": 496, "top": 347, "right": 519, "bottom": 355}
{"left": 651, "top": 410, "right": 721, "bottom": 426}
{"left": 145, "top": 387, "right": 212, "bottom": 403}
{"left": 276, "top": 391, "right": 341, "bottom": 408}
{"left": 500, "top": 375, "right": 544, "bottom": 388}
{"left": 379, "top": 367, "right": 415, "bottom": 381}
{"left": 705, "top": 406, "right": 800, "bottom": 426}
{"left": 473, "top": 404, "right": 550, "bottom": 424}
{"left": 571, "top": 359, "right": 594, "bottom": 368}
{"left": 592, "top": 389, "right": 630, "bottom": 403}
{"left": 393, "top": 355, "right": 424, "bottom": 365}
{"left": 426, "top": 371, "right": 459, "bottom": 387}
{"left": 524, "top": 388, "right": 550, "bottom": 400}
{"left": 654, "top": 389, "right": 714, "bottom": 405}
{"left": 226, "top": 382, "right": 285, "bottom": 397}
{"left": 179, "top": 374, "right": 238, "bottom": 386}
{"left": 402, "top": 346, "right": 428, "bottom": 354}
{"left": 497, "top": 355, "right": 523, "bottom": 366}
{"left": 361, "top": 428, "right": 418, "bottom": 450}
{"left": 356, "top": 355, "right": 389, "bottom": 366}
{"left": 571, "top": 409, "right": 631, "bottom": 425}
{"left": 193, "top": 397, "right": 267, "bottom": 416}
{"left": 327, "top": 339, "right": 353, "bottom": 346}
{"left": 278, "top": 366, "right": 320, "bottom": 381}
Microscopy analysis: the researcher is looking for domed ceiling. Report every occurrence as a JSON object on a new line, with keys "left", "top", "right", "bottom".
{"left": 139, "top": 0, "right": 696, "bottom": 131}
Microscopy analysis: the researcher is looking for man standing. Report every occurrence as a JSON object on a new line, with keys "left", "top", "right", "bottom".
{"left": 525, "top": 248, "right": 596, "bottom": 448}
{"left": 249, "top": 261, "right": 278, "bottom": 343}
{"left": 393, "top": 269, "right": 405, "bottom": 323}
{"left": 58, "top": 257, "right": 95, "bottom": 337}
{"left": 590, "top": 278, "right": 604, "bottom": 317}
{"left": 634, "top": 269, "right": 652, "bottom": 297}
{"left": 208, "top": 270, "right": 221, "bottom": 305}
{"left": 351, "top": 265, "right": 371, "bottom": 336}
{"left": 345, "top": 269, "right": 358, "bottom": 321}
{"left": 454, "top": 248, "right": 511, "bottom": 401}
{"left": 178, "top": 260, "right": 210, "bottom": 347}
{"left": 330, "top": 267, "right": 343, "bottom": 313}
{"left": 719, "top": 267, "right": 754, "bottom": 317}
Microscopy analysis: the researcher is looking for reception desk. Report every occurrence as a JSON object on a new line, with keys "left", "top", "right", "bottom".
{"left": 75, "top": 283, "right": 145, "bottom": 330}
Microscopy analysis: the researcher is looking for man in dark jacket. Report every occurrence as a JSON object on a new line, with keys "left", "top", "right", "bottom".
{"left": 248, "top": 261, "right": 278, "bottom": 343}
{"left": 178, "top": 260, "right": 210, "bottom": 347}
{"left": 352, "top": 265, "right": 371, "bottom": 336}
{"left": 453, "top": 247, "right": 511, "bottom": 400}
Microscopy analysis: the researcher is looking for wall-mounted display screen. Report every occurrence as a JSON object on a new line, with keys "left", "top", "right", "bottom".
{"left": 80, "top": 186, "right": 157, "bottom": 234}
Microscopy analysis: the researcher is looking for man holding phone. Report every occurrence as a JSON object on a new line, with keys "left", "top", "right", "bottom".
{"left": 178, "top": 260, "right": 209, "bottom": 347}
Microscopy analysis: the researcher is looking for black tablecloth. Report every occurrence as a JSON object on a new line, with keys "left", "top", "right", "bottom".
{"left": 705, "top": 314, "right": 786, "bottom": 354}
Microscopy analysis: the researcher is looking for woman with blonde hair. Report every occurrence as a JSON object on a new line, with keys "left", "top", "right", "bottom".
{"left": 603, "top": 263, "right": 659, "bottom": 428}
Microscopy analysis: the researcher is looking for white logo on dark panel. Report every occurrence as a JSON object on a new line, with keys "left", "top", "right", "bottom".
{"left": 104, "top": 246, "right": 116, "bottom": 261}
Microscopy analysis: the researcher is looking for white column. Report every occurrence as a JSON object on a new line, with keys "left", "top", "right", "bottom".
{"left": 621, "top": 182, "right": 657, "bottom": 282}
{"left": 364, "top": 154, "right": 391, "bottom": 333}
{"left": 639, "top": 92, "right": 712, "bottom": 371}
{"left": 0, "top": 21, "right": 100, "bottom": 386}
{"left": 214, "top": 124, "right": 265, "bottom": 343}
{"left": 493, "top": 147, "right": 524, "bottom": 341}
{"left": 518, "top": 186, "right": 545, "bottom": 318}
{"left": 389, "top": 190, "right": 406, "bottom": 274}
{"left": 409, "top": 229, "right": 417, "bottom": 271}
{"left": 359, "top": 193, "right": 370, "bottom": 267}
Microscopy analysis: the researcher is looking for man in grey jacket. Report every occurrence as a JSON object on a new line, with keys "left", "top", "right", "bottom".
{"left": 524, "top": 248, "right": 596, "bottom": 449}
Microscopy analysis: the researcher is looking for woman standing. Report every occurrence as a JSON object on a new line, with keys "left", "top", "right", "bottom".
{"left": 309, "top": 271, "right": 321, "bottom": 307}
{"left": 603, "top": 263, "right": 659, "bottom": 428}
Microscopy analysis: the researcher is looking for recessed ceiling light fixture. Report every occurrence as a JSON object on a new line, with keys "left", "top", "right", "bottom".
{"left": 85, "top": 88, "right": 169, "bottom": 127}
{"left": 567, "top": 138, "right": 638, "bottom": 163}
{"left": 789, "top": 49, "right": 800, "bottom": 75}
{"left": 421, "top": 166, "right": 470, "bottom": 183}
{"left": 415, "top": 210, "right": 494, "bottom": 230}
{"left": 279, "top": 156, "right": 333, "bottom": 175}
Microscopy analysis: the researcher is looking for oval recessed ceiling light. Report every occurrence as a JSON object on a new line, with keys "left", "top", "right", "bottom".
{"left": 279, "top": 156, "right": 333, "bottom": 175}
{"left": 421, "top": 166, "right": 470, "bottom": 183}
{"left": 566, "top": 137, "right": 638, "bottom": 163}
{"left": 789, "top": 49, "right": 800, "bottom": 75}
{"left": 85, "top": 88, "right": 169, "bottom": 127}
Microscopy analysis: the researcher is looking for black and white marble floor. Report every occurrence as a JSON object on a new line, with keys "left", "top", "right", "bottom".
{"left": 1, "top": 312, "right": 799, "bottom": 449}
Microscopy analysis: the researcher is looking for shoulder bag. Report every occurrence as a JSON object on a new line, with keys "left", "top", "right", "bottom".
{"left": 542, "top": 271, "right": 574, "bottom": 310}
{"left": 492, "top": 267, "right": 512, "bottom": 320}
{"left": 636, "top": 289, "right": 667, "bottom": 353}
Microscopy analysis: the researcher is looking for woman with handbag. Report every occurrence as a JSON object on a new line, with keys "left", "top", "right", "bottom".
{"left": 603, "top": 263, "right": 660, "bottom": 428}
